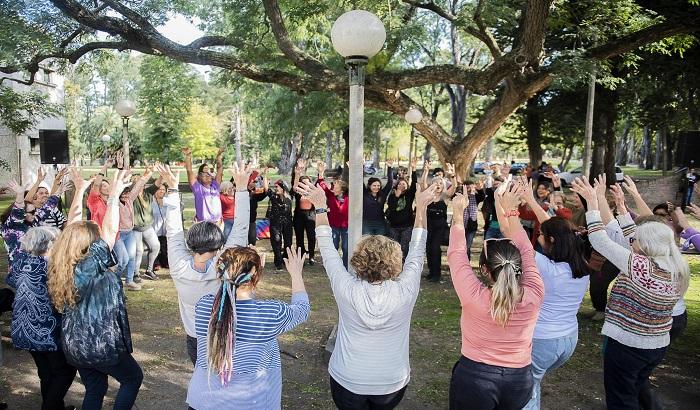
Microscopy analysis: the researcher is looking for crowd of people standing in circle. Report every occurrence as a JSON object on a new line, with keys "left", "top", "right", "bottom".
{"left": 0, "top": 147, "right": 693, "bottom": 410}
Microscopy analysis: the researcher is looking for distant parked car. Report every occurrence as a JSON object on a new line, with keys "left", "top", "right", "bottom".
{"left": 473, "top": 162, "right": 486, "bottom": 174}
{"left": 559, "top": 166, "right": 624, "bottom": 186}
{"left": 509, "top": 163, "right": 528, "bottom": 175}
{"left": 363, "top": 160, "right": 378, "bottom": 176}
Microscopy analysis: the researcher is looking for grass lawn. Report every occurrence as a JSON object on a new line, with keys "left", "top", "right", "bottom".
{"left": 1, "top": 191, "right": 699, "bottom": 408}
{"left": 621, "top": 166, "right": 665, "bottom": 179}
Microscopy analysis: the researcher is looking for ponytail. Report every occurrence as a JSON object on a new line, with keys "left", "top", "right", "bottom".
{"left": 490, "top": 262, "right": 523, "bottom": 326}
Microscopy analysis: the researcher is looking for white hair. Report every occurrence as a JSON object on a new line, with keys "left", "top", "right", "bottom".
{"left": 220, "top": 181, "right": 234, "bottom": 193}
{"left": 20, "top": 226, "right": 61, "bottom": 256}
{"left": 635, "top": 221, "right": 690, "bottom": 296}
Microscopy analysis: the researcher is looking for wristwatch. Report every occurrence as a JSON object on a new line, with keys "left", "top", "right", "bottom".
{"left": 314, "top": 208, "right": 328, "bottom": 214}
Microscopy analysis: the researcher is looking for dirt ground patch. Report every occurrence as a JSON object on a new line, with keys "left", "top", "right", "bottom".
{"left": 1, "top": 237, "right": 699, "bottom": 409}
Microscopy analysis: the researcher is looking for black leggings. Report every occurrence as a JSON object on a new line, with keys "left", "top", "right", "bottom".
{"left": 293, "top": 211, "right": 316, "bottom": 259}
{"left": 330, "top": 377, "right": 407, "bottom": 410}
{"left": 29, "top": 350, "right": 77, "bottom": 410}
{"left": 590, "top": 261, "right": 620, "bottom": 312}
{"left": 156, "top": 236, "right": 169, "bottom": 269}
{"left": 270, "top": 222, "right": 293, "bottom": 268}
{"left": 426, "top": 220, "right": 447, "bottom": 279}
{"left": 449, "top": 356, "right": 532, "bottom": 410}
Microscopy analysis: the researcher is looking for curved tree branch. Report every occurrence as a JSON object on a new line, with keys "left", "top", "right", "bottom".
{"left": 261, "top": 0, "right": 335, "bottom": 78}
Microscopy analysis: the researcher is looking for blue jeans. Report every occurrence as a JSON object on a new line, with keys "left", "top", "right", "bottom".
{"left": 117, "top": 231, "right": 137, "bottom": 283}
{"left": 78, "top": 353, "right": 143, "bottom": 410}
{"left": 685, "top": 186, "right": 694, "bottom": 207}
{"left": 332, "top": 227, "right": 348, "bottom": 268}
{"left": 523, "top": 331, "right": 579, "bottom": 410}
{"left": 112, "top": 236, "right": 129, "bottom": 281}
{"left": 223, "top": 219, "right": 234, "bottom": 240}
{"left": 362, "top": 220, "right": 386, "bottom": 235}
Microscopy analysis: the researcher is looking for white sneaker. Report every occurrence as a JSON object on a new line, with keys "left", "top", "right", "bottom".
{"left": 125, "top": 282, "right": 142, "bottom": 291}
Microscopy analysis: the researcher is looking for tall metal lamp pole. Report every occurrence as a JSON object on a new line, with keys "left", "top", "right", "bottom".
{"left": 405, "top": 108, "right": 423, "bottom": 177}
{"left": 115, "top": 99, "right": 136, "bottom": 168}
{"left": 331, "top": 10, "right": 386, "bottom": 258}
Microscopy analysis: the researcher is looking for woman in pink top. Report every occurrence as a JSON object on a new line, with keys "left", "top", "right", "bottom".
{"left": 447, "top": 178, "right": 544, "bottom": 410}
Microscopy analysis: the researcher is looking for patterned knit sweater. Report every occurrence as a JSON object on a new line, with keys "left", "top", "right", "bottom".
{"left": 586, "top": 210, "right": 681, "bottom": 349}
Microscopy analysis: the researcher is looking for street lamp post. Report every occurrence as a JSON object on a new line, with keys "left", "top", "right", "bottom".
{"left": 115, "top": 99, "right": 136, "bottom": 168}
{"left": 383, "top": 136, "right": 390, "bottom": 176}
{"left": 404, "top": 108, "right": 423, "bottom": 177}
{"left": 331, "top": 10, "right": 386, "bottom": 258}
{"left": 101, "top": 135, "right": 111, "bottom": 163}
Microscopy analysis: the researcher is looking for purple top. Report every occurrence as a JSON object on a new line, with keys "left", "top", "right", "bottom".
{"left": 681, "top": 227, "right": 700, "bottom": 252}
{"left": 192, "top": 180, "right": 222, "bottom": 223}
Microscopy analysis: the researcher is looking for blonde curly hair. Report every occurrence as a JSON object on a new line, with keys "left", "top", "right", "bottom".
{"left": 350, "top": 235, "right": 403, "bottom": 282}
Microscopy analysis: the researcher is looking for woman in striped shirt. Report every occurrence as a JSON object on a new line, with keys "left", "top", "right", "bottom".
{"left": 571, "top": 177, "right": 689, "bottom": 410}
{"left": 186, "top": 244, "right": 310, "bottom": 410}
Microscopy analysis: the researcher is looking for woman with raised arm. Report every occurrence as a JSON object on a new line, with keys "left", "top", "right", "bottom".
{"left": 362, "top": 159, "right": 394, "bottom": 235}
{"left": 184, "top": 146, "right": 225, "bottom": 223}
{"left": 316, "top": 161, "right": 350, "bottom": 267}
{"left": 300, "top": 178, "right": 436, "bottom": 410}
{"left": 2, "top": 180, "right": 39, "bottom": 267}
{"left": 48, "top": 169, "right": 144, "bottom": 410}
{"left": 7, "top": 225, "right": 76, "bottom": 410}
{"left": 131, "top": 164, "right": 163, "bottom": 281}
{"left": 422, "top": 162, "right": 457, "bottom": 283}
{"left": 519, "top": 184, "right": 590, "bottom": 410}
{"left": 447, "top": 178, "right": 544, "bottom": 410}
{"left": 116, "top": 167, "right": 154, "bottom": 291}
{"left": 25, "top": 167, "right": 69, "bottom": 229}
{"left": 386, "top": 157, "right": 418, "bottom": 259}
{"left": 262, "top": 169, "right": 293, "bottom": 271}
{"left": 159, "top": 162, "right": 253, "bottom": 365}
{"left": 292, "top": 159, "right": 317, "bottom": 264}
{"left": 186, "top": 245, "right": 310, "bottom": 410}
{"left": 570, "top": 176, "right": 689, "bottom": 410}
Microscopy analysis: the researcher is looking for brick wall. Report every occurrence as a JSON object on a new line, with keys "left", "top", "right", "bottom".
{"left": 633, "top": 174, "right": 685, "bottom": 207}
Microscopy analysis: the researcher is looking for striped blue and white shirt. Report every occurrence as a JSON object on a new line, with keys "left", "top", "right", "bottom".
{"left": 186, "top": 291, "right": 310, "bottom": 410}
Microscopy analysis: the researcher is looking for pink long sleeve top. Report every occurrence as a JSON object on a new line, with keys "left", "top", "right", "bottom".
{"left": 447, "top": 224, "right": 544, "bottom": 368}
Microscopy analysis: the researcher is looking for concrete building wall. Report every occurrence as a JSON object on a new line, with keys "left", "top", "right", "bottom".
{"left": 0, "top": 69, "right": 66, "bottom": 187}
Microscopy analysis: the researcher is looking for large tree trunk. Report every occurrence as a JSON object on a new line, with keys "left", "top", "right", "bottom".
{"left": 422, "top": 142, "right": 432, "bottom": 161}
{"left": 642, "top": 126, "right": 654, "bottom": 169}
{"left": 525, "top": 95, "right": 543, "bottom": 167}
{"left": 559, "top": 143, "right": 574, "bottom": 171}
{"left": 616, "top": 118, "right": 631, "bottom": 166}
{"left": 654, "top": 128, "right": 663, "bottom": 170}
{"left": 590, "top": 85, "right": 618, "bottom": 181}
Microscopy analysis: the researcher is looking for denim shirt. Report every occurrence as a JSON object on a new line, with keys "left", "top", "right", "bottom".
{"left": 7, "top": 251, "right": 61, "bottom": 351}
{"left": 61, "top": 239, "right": 133, "bottom": 367}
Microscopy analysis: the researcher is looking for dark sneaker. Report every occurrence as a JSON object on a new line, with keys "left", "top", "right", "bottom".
{"left": 143, "top": 270, "right": 159, "bottom": 281}
{"left": 308, "top": 258, "right": 316, "bottom": 266}
{"left": 133, "top": 275, "right": 143, "bottom": 284}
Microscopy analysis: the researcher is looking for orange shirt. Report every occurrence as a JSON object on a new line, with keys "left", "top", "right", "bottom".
{"left": 447, "top": 226, "right": 544, "bottom": 368}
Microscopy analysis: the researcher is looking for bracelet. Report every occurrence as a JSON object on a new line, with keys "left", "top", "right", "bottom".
{"left": 314, "top": 208, "right": 328, "bottom": 214}
{"left": 503, "top": 210, "right": 520, "bottom": 218}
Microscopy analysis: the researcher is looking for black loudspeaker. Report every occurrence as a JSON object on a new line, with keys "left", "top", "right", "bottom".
{"left": 39, "top": 129, "right": 70, "bottom": 164}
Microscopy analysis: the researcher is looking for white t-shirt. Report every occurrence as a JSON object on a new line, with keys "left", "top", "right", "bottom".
{"left": 533, "top": 252, "right": 590, "bottom": 339}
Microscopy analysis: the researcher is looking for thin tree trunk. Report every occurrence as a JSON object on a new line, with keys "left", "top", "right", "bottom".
{"left": 642, "top": 126, "right": 653, "bottom": 169}
{"left": 654, "top": 128, "right": 663, "bottom": 170}
{"left": 616, "top": 118, "right": 631, "bottom": 166}
{"left": 423, "top": 142, "right": 432, "bottom": 161}
{"left": 372, "top": 129, "right": 380, "bottom": 168}
{"left": 525, "top": 96, "right": 543, "bottom": 167}
{"left": 325, "top": 131, "right": 333, "bottom": 170}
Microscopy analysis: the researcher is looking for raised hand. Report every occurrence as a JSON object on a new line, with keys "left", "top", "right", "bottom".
{"left": 410, "top": 157, "right": 418, "bottom": 169}
{"left": 476, "top": 178, "right": 485, "bottom": 191}
{"left": 621, "top": 176, "right": 640, "bottom": 197}
{"left": 115, "top": 150, "right": 125, "bottom": 169}
{"left": 445, "top": 163, "right": 456, "bottom": 177}
{"left": 673, "top": 207, "right": 691, "bottom": 230}
{"left": 283, "top": 247, "right": 306, "bottom": 277}
{"left": 231, "top": 161, "right": 252, "bottom": 190}
{"left": 550, "top": 172, "right": 561, "bottom": 188}
{"left": 316, "top": 160, "right": 326, "bottom": 177}
{"left": 154, "top": 163, "right": 177, "bottom": 188}
{"left": 423, "top": 159, "right": 430, "bottom": 170}
{"left": 451, "top": 192, "right": 469, "bottom": 221}
{"left": 610, "top": 183, "right": 627, "bottom": 213}
{"left": 496, "top": 179, "right": 524, "bottom": 212}
{"left": 68, "top": 166, "right": 95, "bottom": 194}
{"left": 7, "top": 180, "right": 24, "bottom": 203}
{"left": 104, "top": 155, "right": 115, "bottom": 168}
{"left": 571, "top": 176, "right": 598, "bottom": 209}
{"left": 688, "top": 203, "right": 700, "bottom": 221}
{"left": 296, "top": 158, "right": 307, "bottom": 172}
{"left": 416, "top": 182, "right": 439, "bottom": 210}
{"left": 36, "top": 167, "right": 46, "bottom": 183}
{"left": 109, "top": 169, "right": 132, "bottom": 200}
{"left": 216, "top": 146, "right": 226, "bottom": 158}
{"left": 296, "top": 180, "right": 327, "bottom": 209}
{"left": 593, "top": 173, "right": 607, "bottom": 199}
{"left": 386, "top": 158, "right": 395, "bottom": 168}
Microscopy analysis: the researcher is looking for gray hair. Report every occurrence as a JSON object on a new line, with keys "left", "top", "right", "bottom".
{"left": 20, "top": 226, "right": 61, "bottom": 256}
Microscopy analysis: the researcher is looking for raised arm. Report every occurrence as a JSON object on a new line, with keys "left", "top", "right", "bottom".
{"left": 444, "top": 163, "right": 457, "bottom": 197}
{"left": 127, "top": 167, "right": 152, "bottom": 202}
{"left": 225, "top": 162, "right": 252, "bottom": 248}
{"left": 401, "top": 183, "right": 436, "bottom": 285}
{"left": 420, "top": 160, "right": 430, "bottom": 189}
{"left": 215, "top": 146, "right": 225, "bottom": 185}
{"left": 49, "top": 168, "right": 69, "bottom": 196}
{"left": 182, "top": 147, "right": 197, "bottom": 186}
{"left": 622, "top": 176, "right": 653, "bottom": 216}
{"left": 100, "top": 170, "right": 131, "bottom": 249}
{"left": 593, "top": 174, "right": 614, "bottom": 225}
{"left": 381, "top": 160, "right": 394, "bottom": 198}
{"left": 270, "top": 247, "right": 310, "bottom": 336}
{"left": 65, "top": 167, "right": 95, "bottom": 226}
{"left": 448, "top": 193, "right": 481, "bottom": 302}
{"left": 91, "top": 156, "right": 113, "bottom": 195}
{"left": 262, "top": 168, "right": 270, "bottom": 192}
{"left": 521, "top": 180, "right": 550, "bottom": 223}
{"left": 155, "top": 163, "right": 193, "bottom": 277}
{"left": 572, "top": 176, "right": 632, "bottom": 274}
{"left": 24, "top": 167, "right": 46, "bottom": 202}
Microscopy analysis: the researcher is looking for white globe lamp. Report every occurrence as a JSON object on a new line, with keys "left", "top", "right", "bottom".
{"left": 404, "top": 108, "right": 423, "bottom": 124}
{"left": 331, "top": 10, "right": 386, "bottom": 60}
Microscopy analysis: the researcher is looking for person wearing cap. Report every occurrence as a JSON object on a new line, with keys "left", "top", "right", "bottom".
{"left": 263, "top": 170, "right": 293, "bottom": 271}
